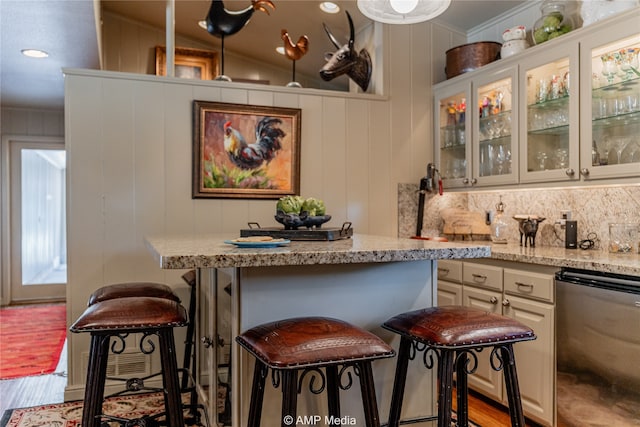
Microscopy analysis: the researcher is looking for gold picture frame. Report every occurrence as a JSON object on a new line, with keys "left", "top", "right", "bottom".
{"left": 155, "top": 46, "right": 219, "bottom": 80}
{"left": 193, "top": 101, "right": 302, "bottom": 199}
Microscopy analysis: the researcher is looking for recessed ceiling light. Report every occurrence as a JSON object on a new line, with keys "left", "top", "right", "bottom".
{"left": 198, "top": 20, "right": 207, "bottom": 30}
{"left": 276, "top": 46, "right": 285, "bottom": 55}
{"left": 21, "top": 49, "right": 48, "bottom": 58}
{"left": 320, "top": 2, "right": 340, "bottom": 14}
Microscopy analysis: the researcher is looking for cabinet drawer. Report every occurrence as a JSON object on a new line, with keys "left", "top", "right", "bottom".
{"left": 437, "top": 260, "right": 462, "bottom": 283}
{"left": 463, "top": 263, "right": 503, "bottom": 291}
{"left": 504, "top": 269, "right": 554, "bottom": 303}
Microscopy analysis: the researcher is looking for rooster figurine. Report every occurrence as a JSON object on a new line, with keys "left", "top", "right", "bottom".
{"left": 205, "top": 0, "right": 275, "bottom": 38}
{"left": 281, "top": 29, "right": 309, "bottom": 87}
{"left": 281, "top": 30, "right": 309, "bottom": 61}
{"left": 205, "top": 0, "right": 275, "bottom": 80}
{"left": 223, "top": 117, "right": 285, "bottom": 170}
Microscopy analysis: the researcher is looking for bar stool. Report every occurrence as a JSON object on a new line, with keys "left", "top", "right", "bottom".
{"left": 382, "top": 306, "right": 536, "bottom": 427}
{"left": 85, "top": 273, "right": 202, "bottom": 423}
{"left": 70, "top": 296, "right": 188, "bottom": 427}
{"left": 236, "top": 316, "right": 396, "bottom": 427}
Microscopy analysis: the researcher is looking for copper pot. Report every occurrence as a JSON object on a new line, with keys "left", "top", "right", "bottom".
{"left": 445, "top": 41, "right": 502, "bottom": 79}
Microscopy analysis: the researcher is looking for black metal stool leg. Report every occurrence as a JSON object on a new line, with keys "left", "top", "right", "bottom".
{"left": 387, "top": 336, "right": 411, "bottom": 427}
{"left": 500, "top": 344, "right": 526, "bottom": 427}
{"left": 158, "top": 329, "right": 186, "bottom": 427}
{"left": 437, "top": 349, "right": 455, "bottom": 427}
{"left": 326, "top": 365, "right": 341, "bottom": 424}
{"left": 358, "top": 361, "right": 382, "bottom": 427}
{"left": 455, "top": 351, "right": 469, "bottom": 427}
{"left": 82, "top": 334, "right": 111, "bottom": 427}
{"left": 248, "top": 361, "right": 268, "bottom": 427}
{"left": 281, "top": 370, "right": 298, "bottom": 427}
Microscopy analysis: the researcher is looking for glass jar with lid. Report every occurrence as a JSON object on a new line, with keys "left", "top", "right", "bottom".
{"left": 532, "top": 0, "right": 575, "bottom": 45}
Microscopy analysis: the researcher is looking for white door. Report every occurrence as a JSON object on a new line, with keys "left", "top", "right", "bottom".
{"left": 6, "top": 138, "right": 66, "bottom": 303}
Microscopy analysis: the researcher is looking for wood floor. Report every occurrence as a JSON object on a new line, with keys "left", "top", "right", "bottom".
{"left": 0, "top": 340, "right": 67, "bottom": 416}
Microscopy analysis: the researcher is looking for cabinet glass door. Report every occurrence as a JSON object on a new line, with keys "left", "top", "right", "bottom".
{"left": 435, "top": 84, "right": 471, "bottom": 188}
{"left": 473, "top": 68, "right": 517, "bottom": 186}
{"left": 581, "top": 28, "right": 640, "bottom": 180}
{"left": 520, "top": 43, "right": 579, "bottom": 183}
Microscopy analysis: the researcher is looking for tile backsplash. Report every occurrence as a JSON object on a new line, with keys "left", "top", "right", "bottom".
{"left": 398, "top": 183, "right": 640, "bottom": 250}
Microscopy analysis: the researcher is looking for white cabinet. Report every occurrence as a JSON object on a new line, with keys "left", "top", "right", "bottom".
{"left": 434, "top": 66, "right": 518, "bottom": 189}
{"left": 434, "top": 8, "right": 640, "bottom": 187}
{"left": 437, "top": 260, "right": 557, "bottom": 427}
{"left": 578, "top": 13, "right": 640, "bottom": 180}
{"left": 518, "top": 41, "right": 580, "bottom": 183}
{"left": 436, "top": 259, "right": 463, "bottom": 305}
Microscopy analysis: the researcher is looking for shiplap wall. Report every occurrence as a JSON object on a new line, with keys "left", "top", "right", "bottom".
{"left": 63, "top": 19, "right": 465, "bottom": 397}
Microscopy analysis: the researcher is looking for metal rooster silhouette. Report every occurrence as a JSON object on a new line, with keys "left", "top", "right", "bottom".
{"left": 319, "top": 10, "right": 372, "bottom": 92}
{"left": 281, "top": 29, "right": 309, "bottom": 87}
{"left": 205, "top": 0, "right": 275, "bottom": 79}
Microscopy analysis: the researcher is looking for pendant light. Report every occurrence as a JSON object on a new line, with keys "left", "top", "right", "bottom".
{"left": 357, "top": 0, "right": 452, "bottom": 24}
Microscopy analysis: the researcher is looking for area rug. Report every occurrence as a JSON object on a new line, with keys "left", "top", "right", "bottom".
{"left": 0, "top": 392, "right": 192, "bottom": 427}
{"left": 0, "top": 304, "right": 66, "bottom": 379}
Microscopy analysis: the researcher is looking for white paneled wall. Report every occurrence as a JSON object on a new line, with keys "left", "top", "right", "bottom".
{"left": 64, "top": 21, "right": 467, "bottom": 397}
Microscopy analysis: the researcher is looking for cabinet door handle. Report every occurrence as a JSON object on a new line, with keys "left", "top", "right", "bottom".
{"left": 470, "top": 178, "right": 477, "bottom": 185}
{"left": 201, "top": 336, "right": 214, "bottom": 348}
{"left": 462, "top": 178, "right": 469, "bottom": 184}
{"left": 515, "top": 281, "right": 534, "bottom": 291}
{"left": 502, "top": 299, "right": 511, "bottom": 307}
{"left": 580, "top": 168, "right": 590, "bottom": 177}
{"left": 438, "top": 268, "right": 450, "bottom": 274}
{"left": 490, "top": 296, "right": 498, "bottom": 304}
{"left": 472, "top": 273, "right": 487, "bottom": 282}
{"left": 565, "top": 168, "right": 575, "bottom": 177}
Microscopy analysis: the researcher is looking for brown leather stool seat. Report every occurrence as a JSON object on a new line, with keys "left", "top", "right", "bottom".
{"left": 70, "top": 297, "right": 188, "bottom": 427}
{"left": 87, "top": 281, "right": 180, "bottom": 306}
{"left": 383, "top": 306, "right": 536, "bottom": 427}
{"left": 236, "top": 316, "right": 395, "bottom": 427}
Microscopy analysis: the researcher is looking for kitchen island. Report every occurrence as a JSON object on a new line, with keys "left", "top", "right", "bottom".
{"left": 145, "top": 233, "right": 490, "bottom": 426}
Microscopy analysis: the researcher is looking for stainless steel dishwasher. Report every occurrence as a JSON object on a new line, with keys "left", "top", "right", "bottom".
{"left": 555, "top": 268, "right": 640, "bottom": 427}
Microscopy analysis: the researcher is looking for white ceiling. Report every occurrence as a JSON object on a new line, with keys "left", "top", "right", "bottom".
{"left": 0, "top": 0, "right": 526, "bottom": 110}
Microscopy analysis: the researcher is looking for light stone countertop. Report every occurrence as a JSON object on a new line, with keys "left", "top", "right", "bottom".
{"left": 487, "top": 243, "right": 640, "bottom": 277}
{"left": 145, "top": 233, "right": 491, "bottom": 269}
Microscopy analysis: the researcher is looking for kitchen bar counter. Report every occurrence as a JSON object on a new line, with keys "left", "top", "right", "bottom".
{"left": 487, "top": 243, "right": 640, "bottom": 276}
{"left": 145, "top": 233, "right": 491, "bottom": 269}
{"left": 145, "top": 233, "right": 491, "bottom": 426}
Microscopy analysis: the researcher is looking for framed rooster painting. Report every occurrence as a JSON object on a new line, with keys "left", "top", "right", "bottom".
{"left": 192, "top": 101, "right": 301, "bottom": 199}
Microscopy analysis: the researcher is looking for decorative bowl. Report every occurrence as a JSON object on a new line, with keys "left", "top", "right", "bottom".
{"left": 275, "top": 210, "right": 332, "bottom": 230}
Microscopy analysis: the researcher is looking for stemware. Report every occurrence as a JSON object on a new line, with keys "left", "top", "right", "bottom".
{"left": 610, "top": 137, "right": 630, "bottom": 164}
{"left": 596, "top": 138, "right": 612, "bottom": 165}
{"left": 618, "top": 48, "right": 639, "bottom": 81}
{"left": 555, "top": 148, "right": 568, "bottom": 169}
{"left": 536, "top": 151, "right": 548, "bottom": 171}
{"left": 601, "top": 54, "right": 618, "bottom": 85}
{"left": 624, "top": 139, "right": 640, "bottom": 163}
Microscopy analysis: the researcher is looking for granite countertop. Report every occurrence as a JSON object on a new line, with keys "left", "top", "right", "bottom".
{"left": 145, "top": 233, "right": 491, "bottom": 269}
{"left": 487, "top": 243, "right": 640, "bottom": 276}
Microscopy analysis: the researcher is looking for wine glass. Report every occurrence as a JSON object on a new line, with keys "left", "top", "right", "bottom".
{"left": 597, "top": 137, "right": 612, "bottom": 165}
{"left": 555, "top": 148, "right": 568, "bottom": 169}
{"left": 618, "top": 48, "right": 639, "bottom": 81}
{"left": 625, "top": 139, "right": 640, "bottom": 163}
{"left": 601, "top": 54, "right": 618, "bottom": 85}
{"left": 610, "top": 137, "right": 630, "bottom": 164}
{"left": 536, "top": 151, "right": 548, "bottom": 171}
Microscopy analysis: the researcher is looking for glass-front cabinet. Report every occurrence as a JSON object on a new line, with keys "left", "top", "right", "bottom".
{"left": 434, "top": 82, "right": 471, "bottom": 188}
{"left": 473, "top": 67, "right": 518, "bottom": 186}
{"left": 434, "top": 66, "right": 517, "bottom": 189}
{"left": 579, "top": 19, "right": 640, "bottom": 180}
{"left": 520, "top": 43, "right": 579, "bottom": 183}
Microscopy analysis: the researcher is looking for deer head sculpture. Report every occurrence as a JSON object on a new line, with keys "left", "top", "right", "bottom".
{"left": 319, "top": 10, "right": 372, "bottom": 92}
